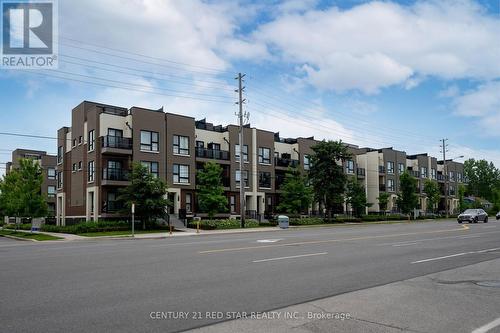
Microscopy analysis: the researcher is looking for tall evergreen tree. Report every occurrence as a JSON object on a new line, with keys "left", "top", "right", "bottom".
{"left": 308, "top": 140, "right": 351, "bottom": 219}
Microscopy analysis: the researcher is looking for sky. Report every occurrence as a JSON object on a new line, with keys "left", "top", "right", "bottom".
{"left": 1, "top": 0, "right": 500, "bottom": 176}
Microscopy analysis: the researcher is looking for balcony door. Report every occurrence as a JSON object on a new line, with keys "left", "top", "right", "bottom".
{"left": 107, "top": 160, "right": 123, "bottom": 180}
{"left": 107, "top": 128, "right": 123, "bottom": 148}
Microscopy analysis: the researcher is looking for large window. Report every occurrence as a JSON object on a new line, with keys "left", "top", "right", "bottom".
{"left": 258, "top": 147, "right": 271, "bottom": 164}
{"left": 141, "top": 161, "right": 159, "bottom": 178}
{"left": 304, "top": 155, "right": 310, "bottom": 170}
{"left": 235, "top": 170, "right": 249, "bottom": 188}
{"left": 185, "top": 193, "right": 192, "bottom": 213}
{"left": 173, "top": 164, "right": 189, "bottom": 184}
{"left": 431, "top": 168, "right": 436, "bottom": 179}
{"left": 57, "top": 146, "right": 63, "bottom": 164}
{"left": 449, "top": 171, "right": 455, "bottom": 181}
{"left": 47, "top": 167, "right": 56, "bottom": 180}
{"left": 387, "top": 179, "right": 395, "bottom": 192}
{"left": 235, "top": 144, "right": 248, "bottom": 162}
{"left": 346, "top": 160, "right": 355, "bottom": 174}
{"left": 173, "top": 135, "right": 190, "bottom": 155}
{"left": 398, "top": 163, "right": 405, "bottom": 174}
{"left": 420, "top": 166, "right": 428, "bottom": 178}
{"left": 230, "top": 195, "right": 236, "bottom": 213}
{"left": 88, "top": 130, "right": 95, "bottom": 151}
{"left": 259, "top": 172, "right": 271, "bottom": 188}
{"left": 457, "top": 172, "right": 462, "bottom": 182}
{"left": 387, "top": 161, "right": 394, "bottom": 174}
{"left": 140, "top": 130, "right": 159, "bottom": 152}
{"left": 47, "top": 186, "right": 56, "bottom": 198}
{"left": 88, "top": 161, "right": 95, "bottom": 182}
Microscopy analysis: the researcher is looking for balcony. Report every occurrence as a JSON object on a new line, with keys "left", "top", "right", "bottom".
{"left": 356, "top": 167, "right": 366, "bottom": 177}
{"left": 274, "top": 157, "right": 299, "bottom": 168}
{"left": 411, "top": 171, "right": 420, "bottom": 178}
{"left": 101, "top": 136, "right": 133, "bottom": 155}
{"left": 102, "top": 200, "right": 124, "bottom": 213}
{"left": 195, "top": 147, "right": 230, "bottom": 161}
{"left": 379, "top": 165, "right": 386, "bottom": 173}
{"left": 102, "top": 168, "right": 129, "bottom": 186}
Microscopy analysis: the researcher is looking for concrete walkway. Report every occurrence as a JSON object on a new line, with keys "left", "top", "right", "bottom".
{"left": 188, "top": 258, "right": 500, "bottom": 333}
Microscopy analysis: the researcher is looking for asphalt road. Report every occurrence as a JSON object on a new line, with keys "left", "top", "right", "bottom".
{"left": 1, "top": 219, "right": 500, "bottom": 333}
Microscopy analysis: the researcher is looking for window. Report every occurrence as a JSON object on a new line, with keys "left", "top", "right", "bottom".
{"left": 47, "top": 168, "right": 56, "bottom": 180}
{"left": 72, "top": 163, "right": 77, "bottom": 172}
{"left": 173, "top": 164, "right": 190, "bottom": 184}
{"left": 57, "top": 146, "right": 63, "bottom": 164}
{"left": 387, "top": 161, "right": 394, "bottom": 174}
{"left": 88, "top": 161, "right": 95, "bottom": 182}
{"left": 79, "top": 136, "right": 83, "bottom": 145}
{"left": 185, "top": 193, "right": 192, "bottom": 213}
{"left": 108, "top": 128, "right": 123, "bottom": 137}
{"left": 387, "top": 179, "right": 395, "bottom": 192}
{"left": 78, "top": 161, "right": 82, "bottom": 171}
{"left": 449, "top": 171, "right": 455, "bottom": 181}
{"left": 398, "top": 163, "right": 405, "bottom": 174}
{"left": 72, "top": 139, "right": 77, "bottom": 147}
{"left": 346, "top": 160, "right": 355, "bottom": 174}
{"left": 208, "top": 143, "right": 220, "bottom": 151}
{"left": 457, "top": 172, "right": 462, "bottom": 182}
{"left": 196, "top": 141, "right": 204, "bottom": 148}
{"left": 141, "top": 161, "right": 159, "bottom": 178}
{"left": 259, "top": 172, "right": 271, "bottom": 188}
{"left": 304, "top": 155, "right": 311, "bottom": 170}
{"left": 230, "top": 195, "right": 236, "bottom": 213}
{"left": 258, "top": 147, "right": 271, "bottom": 164}
{"left": 173, "top": 135, "right": 190, "bottom": 155}
{"left": 431, "top": 168, "right": 436, "bottom": 179}
{"left": 140, "top": 130, "right": 159, "bottom": 152}
{"left": 449, "top": 185, "right": 456, "bottom": 196}
{"left": 47, "top": 186, "right": 56, "bottom": 198}
{"left": 57, "top": 171, "right": 63, "bottom": 189}
{"left": 236, "top": 170, "right": 249, "bottom": 188}
{"left": 235, "top": 144, "right": 248, "bottom": 162}
{"left": 421, "top": 167, "right": 428, "bottom": 178}
{"left": 88, "top": 130, "right": 95, "bottom": 151}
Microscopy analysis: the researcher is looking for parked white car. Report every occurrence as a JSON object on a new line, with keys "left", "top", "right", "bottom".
{"left": 496, "top": 211, "right": 500, "bottom": 220}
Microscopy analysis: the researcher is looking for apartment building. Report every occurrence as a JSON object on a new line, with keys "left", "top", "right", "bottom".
{"left": 437, "top": 159, "right": 465, "bottom": 213}
{"left": 6, "top": 149, "right": 57, "bottom": 215}
{"left": 55, "top": 101, "right": 466, "bottom": 225}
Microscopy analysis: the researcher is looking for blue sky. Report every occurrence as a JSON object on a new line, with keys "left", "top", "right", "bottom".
{"left": 1, "top": 0, "right": 500, "bottom": 175}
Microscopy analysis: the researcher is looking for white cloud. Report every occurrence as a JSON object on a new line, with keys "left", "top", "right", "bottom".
{"left": 252, "top": 0, "right": 500, "bottom": 93}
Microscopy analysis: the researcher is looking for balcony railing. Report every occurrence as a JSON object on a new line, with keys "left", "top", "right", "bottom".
{"left": 102, "top": 200, "right": 124, "bottom": 213}
{"left": 274, "top": 157, "right": 299, "bottom": 168}
{"left": 102, "top": 168, "right": 129, "bottom": 181}
{"left": 195, "top": 147, "right": 230, "bottom": 160}
{"left": 101, "top": 136, "right": 133, "bottom": 150}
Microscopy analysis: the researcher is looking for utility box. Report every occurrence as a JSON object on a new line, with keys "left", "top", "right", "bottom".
{"left": 278, "top": 215, "right": 289, "bottom": 229}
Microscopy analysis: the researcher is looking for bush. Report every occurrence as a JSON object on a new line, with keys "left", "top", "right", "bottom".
{"left": 289, "top": 217, "right": 326, "bottom": 225}
{"left": 42, "top": 221, "right": 130, "bottom": 234}
{"left": 188, "top": 219, "right": 260, "bottom": 230}
{"left": 4, "top": 223, "right": 31, "bottom": 230}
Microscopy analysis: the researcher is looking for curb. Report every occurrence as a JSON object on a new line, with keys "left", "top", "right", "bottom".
{"left": 0, "top": 234, "right": 38, "bottom": 242}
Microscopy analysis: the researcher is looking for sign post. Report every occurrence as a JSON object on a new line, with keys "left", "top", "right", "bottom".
{"left": 131, "top": 203, "right": 135, "bottom": 238}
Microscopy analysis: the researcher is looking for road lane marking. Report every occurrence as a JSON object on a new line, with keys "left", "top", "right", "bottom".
{"left": 472, "top": 317, "right": 500, "bottom": 333}
{"left": 392, "top": 242, "right": 419, "bottom": 247}
{"left": 252, "top": 252, "right": 327, "bottom": 263}
{"left": 459, "top": 235, "right": 481, "bottom": 239}
{"left": 256, "top": 239, "right": 282, "bottom": 243}
{"left": 199, "top": 225, "right": 469, "bottom": 254}
{"left": 412, "top": 247, "right": 500, "bottom": 264}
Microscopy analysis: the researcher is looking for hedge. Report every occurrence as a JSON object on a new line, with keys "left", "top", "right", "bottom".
{"left": 188, "top": 219, "right": 260, "bottom": 230}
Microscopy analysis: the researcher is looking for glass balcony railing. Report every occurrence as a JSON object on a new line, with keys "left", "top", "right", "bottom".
{"left": 195, "top": 147, "right": 230, "bottom": 160}
{"left": 102, "top": 168, "right": 129, "bottom": 181}
{"left": 101, "top": 136, "right": 132, "bottom": 150}
{"left": 275, "top": 157, "right": 299, "bottom": 168}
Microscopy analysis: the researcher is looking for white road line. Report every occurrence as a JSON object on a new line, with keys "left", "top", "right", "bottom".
{"left": 472, "top": 317, "right": 500, "bottom": 333}
{"left": 475, "top": 247, "right": 500, "bottom": 253}
{"left": 252, "top": 252, "right": 327, "bottom": 263}
{"left": 257, "top": 239, "right": 282, "bottom": 243}
{"left": 411, "top": 252, "right": 469, "bottom": 264}
{"left": 392, "top": 242, "right": 419, "bottom": 247}
{"left": 459, "top": 235, "right": 481, "bottom": 239}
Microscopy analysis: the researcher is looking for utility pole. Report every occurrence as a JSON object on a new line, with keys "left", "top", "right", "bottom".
{"left": 236, "top": 73, "right": 246, "bottom": 228}
{"left": 440, "top": 139, "right": 449, "bottom": 218}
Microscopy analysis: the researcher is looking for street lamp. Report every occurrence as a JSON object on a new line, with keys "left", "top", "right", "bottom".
{"left": 444, "top": 155, "right": 464, "bottom": 218}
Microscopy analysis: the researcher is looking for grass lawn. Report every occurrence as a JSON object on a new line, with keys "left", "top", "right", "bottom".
{"left": 78, "top": 229, "right": 172, "bottom": 237}
{"left": 0, "top": 229, "right": 63, "bottom": 241}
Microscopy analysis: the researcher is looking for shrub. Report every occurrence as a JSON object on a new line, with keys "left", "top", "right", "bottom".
{"left": 4, "top": 223, "right": 31, "bottom": 230}
{"left": 41, "top": 220, "right": 130, "bottom": 234}
{"left": 289, "top": 217, "right": 325, "bottom": 225}
{"left": 188, "top": 219, "right": 260, "bottom": 230}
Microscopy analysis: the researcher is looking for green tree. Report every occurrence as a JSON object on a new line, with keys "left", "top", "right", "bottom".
{"left": 463, "top": 159, "right": 500, "bottom": 201}
{"left": 197, "top": 162, "right": 228, "bottom": 219}
{"left": 345, "top": 178, "right": 370, "bottom": 217}
{"left": 308, "top": 140, "right": 351, "bottom": 219}
{"left": 423, "top": 179, "right": 440, "bottom": 213}
{"left": 458, "top": 184, "right": 467, "bottom": 212}
{"left": 0, "top": 159, "right": 47, "bottom": 219}
{"left": 118, "top": 163, "right": 171, "bottom": 229}
{"left": 377, "top": 192, "right": 390, "bottom": 212}
{"left": 397, "top": 171, "right": 419, "bottom": 215}
{"left": 277, "top": 167, "right": 313, "bottom": 214}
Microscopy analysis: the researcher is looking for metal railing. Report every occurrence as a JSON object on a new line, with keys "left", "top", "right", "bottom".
{"left": 102, "top": 200, "right": 124, "bottom": 213}
{"left": 101, "top": 136, "right": 133, "bottom": 149}
{"left": 102, "top": 168, "right": 129, "bottom": 181}
{"left": 195, "top": 147, "right": 230, "bottom": 160}
{"left": 274, "top": 157, "right": 299, "bottom": 168}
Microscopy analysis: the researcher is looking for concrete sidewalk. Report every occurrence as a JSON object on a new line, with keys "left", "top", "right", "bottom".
{"left": 189, "top": 258, "right": 500, "bottom": 333}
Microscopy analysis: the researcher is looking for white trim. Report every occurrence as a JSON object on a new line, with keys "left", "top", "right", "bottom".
{"left": 140, "top": 150, "right": 160, "bottom": 154}
{"left": 173, "top": 153, "right": 191, "bottom": 157}
{"left": 173, "top": 182, "right": 191, "bottom": 186}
